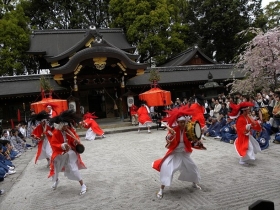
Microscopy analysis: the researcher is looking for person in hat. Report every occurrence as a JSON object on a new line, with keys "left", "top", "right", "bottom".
{"left": 48, "top": 110, "right": 87, "bottom": 195}
{"left": 137, "top": 101, "right": 152, "bottom": 133}
{"left": 190, "top": 95, "right": 207, "bottom": 140}
{"left": 228, "top": 102, "right": 262, "bottom": 166}
{"left": 31, "top": 111, "right": 53, "bottom": 166}
{"left": 152, "top": 105, "right": 201, "bottom": 199}
{"left": 47, "top": 105, "right": 58, "bottom": 118}
{"left": 80, "top": 112, "right": 105, "bottom": 140}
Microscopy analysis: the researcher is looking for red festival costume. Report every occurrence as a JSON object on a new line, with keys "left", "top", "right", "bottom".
{"left": 190, "top": 103, "right": 206, "bottom": 128}
{"left": 137, "top": 105, "right": 152, "bottom": 125}
{"left": 235, "top": 115, "right": 261, "bottom": 157}
{"left": 130, "top": 104, "right": 138, "bottom": 125}
{"left": 83, "top": 118, "right": 104, "bottom": 136}
{"left": 153, "top": 126, "right": 193, "bottom": 172}
{"left": 229, "top": 102, "right": 262, "bottom": 165}
{"left": 48, "top": 127, "right": 86, "bottom": 178}
{"left": 130, "top": 104, "right": 138, "bottom": 116}
{"left": 32, "top": 123, "right": 52, "bottom": 164}
{"left": 82, "top": 112, "right": 105, "bottom": 140}
{"left": 153, "top": 105, "right": 201, "bottom": 199}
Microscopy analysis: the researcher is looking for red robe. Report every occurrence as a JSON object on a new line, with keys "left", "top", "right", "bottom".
{"left": 235, "top": 115, "right": 261, "bottom": 157}
{"left": 32, "top": 123, "right": 52, "bottom": 164}
{"left": 83, "top": 118, "right": 104, "bottom": 136}
{"left": 152, "top": 126, "right": 193, "bottom": 172}
{"left": 49, "top": 110, "right": 58, "bottom": 118}
{"left": 190, "top": 103, "right": 206, "bottom": 128}
{"left": 48, "top": 127, "right": 86, "bottom": 178}
{"left": 137, "top": 105, "right": 152, "bottom": 124}
{"left": 130, "top": 104, "right": 138, "bottom": 115}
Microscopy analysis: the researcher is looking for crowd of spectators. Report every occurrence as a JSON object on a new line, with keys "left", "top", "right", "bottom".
{"left": 150, "top": 90, "right": 280, "bottom": 148}
{"left": 0, "top": 123, "right": 33, "bottom": 195}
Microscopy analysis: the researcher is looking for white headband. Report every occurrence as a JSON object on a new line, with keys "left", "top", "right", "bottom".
{"left": 241, "top": 107, "right": 250, "bottom": 110}
{"left": 177, "top": 116, "right": 186, "bottom": 121}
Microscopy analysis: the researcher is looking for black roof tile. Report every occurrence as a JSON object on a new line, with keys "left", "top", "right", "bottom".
{"left": 127, "top": 64, "right": 243, "bottom": 86}
{"left": 0, "top": 75, "right": 66, "bottom": 96}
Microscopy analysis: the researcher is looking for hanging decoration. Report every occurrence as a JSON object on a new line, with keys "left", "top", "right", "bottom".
{"left": 31, "top": 76, "right": 68, "bottom": 114}
{"left": 40, "top": 76, "right": 53, "bottom": 98}
{"left": 139, "top": 88, "right": 171, "bottom": 106}
{"left": 149, "top": 69, "right": 160, "bottom": 88}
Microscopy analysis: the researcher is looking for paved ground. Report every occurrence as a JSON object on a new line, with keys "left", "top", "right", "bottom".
{"left": 1, "top": 121, "right": 280, "bottom": 210}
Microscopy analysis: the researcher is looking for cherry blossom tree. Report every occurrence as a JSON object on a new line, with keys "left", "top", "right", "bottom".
{"left": 229, "top": 26, "right": 280, "bottom": 95}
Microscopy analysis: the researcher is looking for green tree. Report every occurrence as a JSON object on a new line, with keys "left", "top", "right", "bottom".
{"left": 186, "top": 0, "right": 263, "bottom": 63}
{"left": 22, "top": 0, "right": 110, "bottom": 29}
{"left": 109, "top": 0, "right": 191, "bottom": 65}
{"left": 0, "top": 0, "right": 17, "bottom": 18}
{"left": 264, "top": 1, "right": 280, "bottom": 30}
{"left": 0, "top": 4, "right": 30, "bottom": 75}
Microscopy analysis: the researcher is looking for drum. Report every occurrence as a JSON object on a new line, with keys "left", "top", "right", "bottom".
{"left": 260, "top": 107, "right": 270, "bottom": 122}
{"left": 75, "top": 144, "right": 85, "bottom": 154}
{"left": 185, "top": 121, "right": 202, "bottom": 141}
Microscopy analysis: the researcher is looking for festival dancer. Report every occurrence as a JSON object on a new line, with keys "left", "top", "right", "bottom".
{"left": 228, "top": 102, "right": 262, "bottom": 166}
{"left": 130, "top": 103, "right": 139, "bottom": 126}
{"left": 152, "top": 106, "right": 201, "bottom": 199}
{"left": 190, "top": 95, "right": 207, "bottom": 140}
{"left": 46, "top": 105, "right": 58, "bottom": 118}
{"left": 31, "top": 111, "right": 53, "bottom": 166}
{"left": 81, "top": 112, "right": 105, "bottom": 140}
{"left": 48, "top": 110, "right": 87, "bottom": 195}
{"left": 137, "top": 101, "right": 152, "bottom": 133}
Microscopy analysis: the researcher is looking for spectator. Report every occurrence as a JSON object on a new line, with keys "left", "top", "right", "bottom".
{"left": 205, "top": 117, "right": 221, "bottom": 138}
{"left": 219, "top": 103, "right": 228, "bottom": 118}
{"left": 213, "top": 100, "right": 221, "bottom": 118}
{"left": 220, "top": 118, "right": 237, "bottom": 144}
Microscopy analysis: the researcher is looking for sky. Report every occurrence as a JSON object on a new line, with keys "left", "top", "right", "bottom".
{"left": 262, "top": 0, "right": 277, "bottom": 8}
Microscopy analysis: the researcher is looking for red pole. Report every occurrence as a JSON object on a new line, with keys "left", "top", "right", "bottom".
{"left": 17, "top": 109, "right": 21, "bottom": 122}
{"left": 10, "top": 119, "right": 14, "bottom": 129}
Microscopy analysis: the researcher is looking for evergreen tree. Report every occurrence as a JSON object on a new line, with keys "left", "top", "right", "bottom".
{"left": 109, "top": 0, "right": 192, "bottom": 65}
{"left": 0, "top": 4, "right": 30, "bottom": 75}
{"left": 264, "top": 1, "right": 280, "bottom": 30}
{"left": 186, "top": 0, "right": 263, "bottom": 63}
{"left": 22, "top": 0, "right": 110, "bottom": 29}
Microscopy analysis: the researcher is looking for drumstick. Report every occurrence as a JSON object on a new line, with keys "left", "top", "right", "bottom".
{"left": 161, "top": 122, "right": 177, "bottom": 148}
{"left": 161, "top": 121, "right": 176, "bottom": 134}
{"left": 66, "top": 128, "right": 81, "bottom": 143}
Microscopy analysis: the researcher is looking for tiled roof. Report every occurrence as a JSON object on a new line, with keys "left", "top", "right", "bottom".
{"left": 0, "top": 75, "right": 66, "bottom": 96}
{"left": 127, "top": 64, "right": 243, "bottom": 86}
{"left": 159, "top": 47, "right": 216, "bottom": 67}
{"left": 27, "top": 28, "right": 136, "bottom": 61}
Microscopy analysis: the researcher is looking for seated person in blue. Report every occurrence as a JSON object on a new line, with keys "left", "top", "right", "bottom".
{"left": 205, "top": 116, "right": 221, "bottom": 138}
{"left": 220, "top": 118, "right": 237, "bottom": 143}
{"left": 218, "top": 113, "right": 227, "bottom": 128}
{"left": 0, "top": 140, "right": 19, "bottom": 160}
{"left": 252, "top": 127, "right": 270, "bottom": 150}
{"left": 205, "top": 116, "right": 213, "bottom": 128}
{"left": 0, "top": 144, "right": 16, "bottom": 176}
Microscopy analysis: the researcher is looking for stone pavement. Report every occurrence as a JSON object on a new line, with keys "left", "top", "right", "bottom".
{"left": 1, "top": 120, "right": 280, "bottom": 210}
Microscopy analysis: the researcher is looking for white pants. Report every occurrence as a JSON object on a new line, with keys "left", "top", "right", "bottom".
{"left": 160, "top": 151, "right": 200, "bottom": 186}
{"left": 38, "top": 138, "right": 52, "bottom": 160}
{"left": 138, "top": 122, "right": 152, "bottom": 128}
{"left": 240, "top": 135, "right": 261, "bottom": 162}
{"left": 52, "top": 150, "right": 82, "bottom": 182}
{"left": 85, "top": 128, "right": 96, "bottom": 141}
